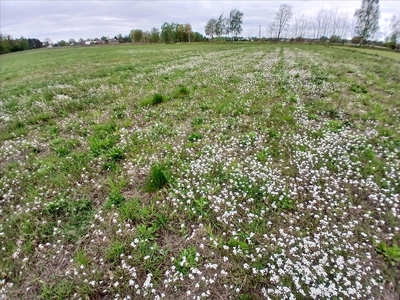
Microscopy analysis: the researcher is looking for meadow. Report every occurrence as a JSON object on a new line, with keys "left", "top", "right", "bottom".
{"left": 0, "top": 43, "right": 399, "bottom": 299}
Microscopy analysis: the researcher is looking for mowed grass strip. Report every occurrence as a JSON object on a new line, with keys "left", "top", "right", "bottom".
{"left": 333, "top": 45, "right": 400, "bottom": 61}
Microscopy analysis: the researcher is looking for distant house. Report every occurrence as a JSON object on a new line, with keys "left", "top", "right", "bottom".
{"left": 85, "top": 41, "right": 92, "bottom": 45}
{"left": 94, "top": 40, "right": 104, "bottom": 45}
{"left": 108, "top": 38, "right": 119, "bottom": 44}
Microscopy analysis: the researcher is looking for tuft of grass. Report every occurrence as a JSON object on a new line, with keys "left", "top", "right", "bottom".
{"left": 144, "top": 163, "right": 170, "bottom": 192}
{"left": 350, "top": 84, "right": 367, "bottom": 94}
{"left": 119, "top": 198, "right": 141, "bottom": 222}
{"left": 270, "top": 195, "right": 296, "bottom": 212}
{"left": 188, "top": 132, "right": 203, "bottom": 142}
{"left": 175, "top": 85, "right": 190, "bottom": 97}
{"left": 105, "top": 189, "right": 125, "bottom": 209}
{"left": 75, "top": 249, "right": 90, "bottom": 266}
{"left": 141, "top": 93, "right": 165, "bottom": 106}
{"left": 27, "top": 112, "right": 52, "bottom": 125}
{"left": 174, "top": 246, "right": 198, "bottom": 275}
{"left": 377, "top": 242, "right": 400, "bottom": 265}
{"left": 41, "top": 198, "right": 93, "bottom": 243}
{"left": 89, "top": 136, "right": 117, "bottom": 156}
{"left": 40, "top": 281, "right": 74, "bottom": 300}
{"left": 105, "top": 241, "right": 125, "bottom": 264}
{"left": 107, "top": 147, "right": 125, "bottom": 161}
{"left": 50, "top": 138, "right": 78, "bottom": 157}
{"left": 191, "top": 117, "right": 204, "bottom": 126}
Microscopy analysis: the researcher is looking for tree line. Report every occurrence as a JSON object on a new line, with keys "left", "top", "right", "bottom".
{"left": 0, "top": 35, "right": 42, "bottom": 54}
{"left": 0, "top": 21, "right": 207, "bottom": 55}
{"left": 1, "top": 0, "right": 399, "bottom": 55}
{"left": 130, "top": 24, "right": 206, "bottom": 44}
{"left": 203, "top": 1, "right": 399, "bottom": 48}
{"left": 266, "top": 0, "right": 399, "bottom": 47}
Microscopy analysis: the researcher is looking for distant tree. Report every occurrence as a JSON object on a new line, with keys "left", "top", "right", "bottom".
{"left": 292, "top": 13, "right": 308, "bottom": 38}
{"left": 78, "top": 38, "right": 85, "bottom": 45}
{"left": 44, "top": 37, "right": 52, "bottom": 47}
{"left": 0, "top": 34, "right": 11, "bottom": 54}
{"left": 161, "top": 22, "right": 175, "bottom": 43}
{"left": 329, "top": 35, "right": 341, "bottom": 43}
{"left": 28, "top": 38, "right": 43, "bottom": 49}
{"left": 5, "top": 36, "right": 29, "bottom": 52}
{"left": 117, "top": 34, "right": 124, "bottom": 43}
{"left": 123, "top": 34, "right": 131, "bottom": 43}
{"left": 176, "top": 24, "right": 185, "bottom": 42}
{"left": 354, "top": 0, "right": 380, "bottom": 43}
{"left": 389, "top": 15, "right": 400, "bottom": 45}
{"left": 228, "top": 9, "right": 244, "bottom": 40}
{"left": 316, "top": 9, "right": 331, "bottom": 38}
{"left": 215, "top": 14, "right": 227, "bottom": 37}
{"left": 100, "top": 36, "right": 108, "bottom": 41}
{"left": 351, "top": 36, "right": 363, "bottom": 44}
{"left": 68, "top": 38, "right": 76, "bottom": 45}
{"left": 142, "top": 31, "right": 151, "bottom": 43}
{"left": 205, "top": 18, "right": 217, "bottom": 39}
{"left": 270, "top": 4, "right": 293, "bottom": 41}
{"left": 150, "top": 27, "right": 160, "bottom": 43}
{"left": 58, "top": 40, "right": 67, "bottom": 46}
{"left": 183, "top": 24, "right": 192, "bottom": 42}
{"left": 130, "top": 29, "right": 143, "bottom": 43}
{"left": 193, "top": 32, "right": 206, "bottom": 42}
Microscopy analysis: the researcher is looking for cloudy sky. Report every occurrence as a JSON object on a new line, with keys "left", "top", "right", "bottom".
{"left": 1, "top": 0, "right": 399, "bottom": 42}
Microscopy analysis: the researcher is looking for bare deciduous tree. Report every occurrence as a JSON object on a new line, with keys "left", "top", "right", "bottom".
{"left": 292, "top": 9, "right": 351, "bottom": 40}
{"left": 292, "top": 12, "right": 309, "bottom": 38}
{"left": 270, "top": 4, "right": 293, "bottom": 41}
{"left": 389, "top": 15, "right": 400, "bottom": 43}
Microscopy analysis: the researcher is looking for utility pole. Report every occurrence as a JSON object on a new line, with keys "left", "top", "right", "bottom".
{"left": 259, "top": 25, "right": 261, "bottom": 39}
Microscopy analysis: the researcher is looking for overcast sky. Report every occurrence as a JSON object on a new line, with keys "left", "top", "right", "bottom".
{"left": 1, "top": 0, "right": 399, "bottom": 42}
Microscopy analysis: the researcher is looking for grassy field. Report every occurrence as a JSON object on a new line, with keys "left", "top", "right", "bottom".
{"left": 1, "top": 43, "right": 399, "bottom": 299}
{"left": 333, "top": 46, "right": 400, "bottom": 62}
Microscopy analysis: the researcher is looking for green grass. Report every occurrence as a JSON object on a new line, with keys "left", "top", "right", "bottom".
{"left": 144, "top": 163, "right": 170, "bottom": 192}
{"left": 377, "top": 242, "right": 400, "bottom": 265}
{"left": 141, "top": 93, "right": 166, "bottom": 106}
{"left": 1, "top": 42, "right": 399, "bottom": 299}
{"left": 333, "top": 46, "right": 400, "bottom": 62}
